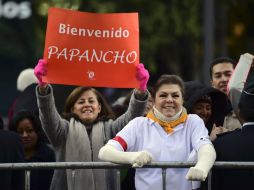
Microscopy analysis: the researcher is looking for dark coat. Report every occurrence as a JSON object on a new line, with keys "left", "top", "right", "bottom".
{"left": 0, "top": 130, "right": 25, "bottom": 190}
{"left": 212, "top": 124, "right": 254, "bottom": 190}
{"left": 26, "top": 143, "right": 55, "bottom": 190}
{"left": 184, "top": 81, "right": 228, "bottom": 133}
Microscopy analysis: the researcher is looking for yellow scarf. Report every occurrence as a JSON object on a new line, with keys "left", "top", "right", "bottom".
{"left": 146, "top": 108, "right": 188, "bottom": 134}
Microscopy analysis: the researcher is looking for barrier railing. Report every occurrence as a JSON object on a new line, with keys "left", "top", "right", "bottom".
{"left": 1, "top": 161, "right": 254, "bottom": 190}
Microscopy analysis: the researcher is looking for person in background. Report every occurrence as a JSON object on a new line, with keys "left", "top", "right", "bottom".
{"left": 34, "top": 59, "right": 150, "bottom": 190}
{"left": 0, "top": 116, "right": 25, "bottom": 190}
{"left": 8, "top": 68, "right": 38, "bottom": 127}
{"left": 209, "top": 57, "right": 242, "bottom": 130}
{"left": 9, "top": 110, "right": 55, "bottom": 190}
{"left": 111, "top": 90, "right": 133, "bottom": 117}
{"left": 212, "top": 56, "right": 254, "bottom": 190}
{"left": 184, "top": 81, "right": 229, "bottom": 141}
{"left": 112, "top": 87, "right": 153, "bottom": 118}
{"left": 99, "top": 74, "right": 216, "bottom": 190}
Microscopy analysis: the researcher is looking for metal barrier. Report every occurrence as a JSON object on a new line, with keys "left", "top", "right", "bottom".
{"left": 1, "top": 161, "right": 254, "bottom": 190}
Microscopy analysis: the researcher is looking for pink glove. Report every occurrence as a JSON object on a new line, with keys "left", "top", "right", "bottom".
{"left": 136, "top": 63, "right": 149, "bottom": 91}
{"left": 34, "top": 59, "right": 47, "bottom": 87}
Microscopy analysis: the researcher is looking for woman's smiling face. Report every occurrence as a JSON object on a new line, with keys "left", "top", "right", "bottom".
{"left": 72, "top": 90, "right": 101, "bottom": 123}
{"left": 154, "top": 84, "right": 183, "bottom": 117}
{"left": 192, "top": 101, "right": 212, "bottom": 124}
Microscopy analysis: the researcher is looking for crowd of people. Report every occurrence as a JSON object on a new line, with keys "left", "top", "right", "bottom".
{"left": 1, "top": 53, "right": 254, "bottom": 190}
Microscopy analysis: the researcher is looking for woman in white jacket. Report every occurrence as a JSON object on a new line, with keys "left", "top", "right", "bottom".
{"left": 99, "top": 74, "right": 216, "bottom": 190}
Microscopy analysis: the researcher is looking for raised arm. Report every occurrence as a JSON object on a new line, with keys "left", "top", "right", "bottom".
{"left": 228, "top": 53, "right": 254, "bottom": 113}
{"left": 34, "top": 59, "right": 69, "bottom": 147}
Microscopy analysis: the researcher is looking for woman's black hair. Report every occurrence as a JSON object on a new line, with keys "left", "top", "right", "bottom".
{"left": 9, "top": 110, "right": 47, "bottom": 145}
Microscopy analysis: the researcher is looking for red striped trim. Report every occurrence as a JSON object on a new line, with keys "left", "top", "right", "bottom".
{"left": 113, "top": 136, "right": 127, "bottom": 151}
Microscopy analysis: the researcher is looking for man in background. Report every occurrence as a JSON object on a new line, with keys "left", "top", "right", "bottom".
{"left": 210, "top": 57, "right": 241, "bottom": 131}
{"left": 212, "top": 64, "right": 254, "bottom": 190}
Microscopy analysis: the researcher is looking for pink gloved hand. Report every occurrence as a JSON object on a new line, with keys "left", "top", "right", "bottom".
{"left": 136, "top": 63, "right": 150, "bottom": 91}
{"left": 34, "top": 59, "right": 48, "bottom": 87}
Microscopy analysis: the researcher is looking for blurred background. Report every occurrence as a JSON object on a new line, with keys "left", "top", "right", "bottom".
{"left": 1, "top": 0, "right": 254, "bottom": 117}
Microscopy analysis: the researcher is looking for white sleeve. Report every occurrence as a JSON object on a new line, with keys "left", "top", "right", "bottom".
{"left": 107, "top": 118, "right": 140, "bottom": 152}
{"left": 98, "top": 144, "right": 153, "bottom": 167}
{"left": 99, "top": 118, "right": 153, "bottom": 167}
{"left": 190, "top": 115, "right": 211, "bottom": 151}
{"left": 186, "top": 144, "right": 216, "bottom": 181}
{"left": 228, "top": 53, "right": 253, "bottom": 112}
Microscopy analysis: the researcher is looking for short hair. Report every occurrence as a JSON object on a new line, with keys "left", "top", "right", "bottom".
{"left": 209, "top": 57, "right": 236, "bottom": 78}
{"left": 151, "top": 74, "right": 185, "bottom": 98}
{"left": 239, "top": 107, "right": 254, "bottom": 122}
{"left": 238, "top": 86, "right": 254, "bottom": 122}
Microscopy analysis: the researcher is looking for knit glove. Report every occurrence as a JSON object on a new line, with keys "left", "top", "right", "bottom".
{"left": 99, "top": 144, "right": 153, "bottom": 167}
{"left": 34, "top": 59, "right": 48, "bottom": 87}
{"left": 130, "top": 150, "right": 153, "bottom": 167}
{"left": 136, "top": 64, "right": 150, "bottom": 91}
{"left": 186, "top": 144, "right": 216, "bottom": 181}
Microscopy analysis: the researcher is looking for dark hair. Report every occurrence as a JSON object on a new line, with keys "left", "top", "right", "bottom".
{"left": 112, "top": 91, "right": 132, "bottom": 118}
{"left": 209, "top": 57, "right": 236, "bottom": 78}
{"left": 0, "top": 116, "right": 3, "bottom": 129}
{"left": 183, "top": 81, "right": 228, "bottom": 132}
{"left": 9, "top": 110, "right": 45, "bottom": 144}
{"left": 63, "top": 87, "right": 115, "bottom": 122}
{"left": 197, "top": 94, "right": 212, "bottom": 104}
{"left": 239, "top": 107, "right": 254, "bottom": 122}
{"left": 151, "top": 74, "right": 185, "bottom": 98}
{"left": 238, "top": 91, "right": 254, "bottom": 122}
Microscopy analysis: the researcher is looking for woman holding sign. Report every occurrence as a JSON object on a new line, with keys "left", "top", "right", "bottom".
{"left": 99, "top": 74, "right": 216, "bottom": 190}
{"left": 34, "top": 59, "right": 149, "bottom": 190}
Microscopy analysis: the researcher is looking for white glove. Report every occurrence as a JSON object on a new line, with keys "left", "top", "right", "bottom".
{"left": 228, "top": 53, "right": 254, "bottom": 93}
{"left": 185, "top": 144, "right": 216, "bottom": 181}
{"left": 99, "top": 144, "right": 153, "bottom": 167}
{"left": 239, "top": 53, "right": 254, "bottom": 64}
{"left": 130, "top": 150, "right": 153, "bottom": 167}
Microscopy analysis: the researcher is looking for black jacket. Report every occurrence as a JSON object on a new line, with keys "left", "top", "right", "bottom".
{"left": 26, "top": 143, "right": 55, "bottom": 190}
{"left": 212, "top": 124, "right": 254, "bottom": 190}
{"left": 184, "top": 81, "right": 228, "bottom": 133}
{"left": 0, "top": 130, "right": 25, "bottom": 190}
